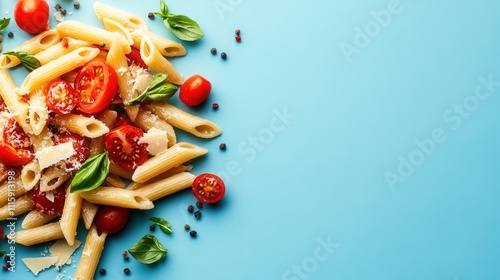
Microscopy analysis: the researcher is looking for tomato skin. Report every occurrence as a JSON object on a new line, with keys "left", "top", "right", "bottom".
{"left": 94, "top": 206, "right": 130, "bottom": 234}
{"left": 126, "top": 48, "right": 148, "bottom": 69}
{"left": 0, "top": 118, "right": 34, "bottom": 166}
{"left": 14, "top": 0, "right": 50, "bottom": 34}
{"left": 104, "top": 125, "right": 148, "bottom": 170}
{"left": 192, "top": 173, "right": 226, "bottom": 204}
{"left": 45, "top": 79, "right": 78, "bottom": 115}
{"left": 33, "top": 185, "right": 66, "bottom": 215}
{"left": 0, "top": 225, "right": 3, "bottom": 240}
{"left": 74, "top": 57, "right": 118, "bottom": 114}
{"left": 113, "top": 113, "right": 131, "bottom": 128}
{"left": 179, "top": 75, "right": 212, "bottom": 107}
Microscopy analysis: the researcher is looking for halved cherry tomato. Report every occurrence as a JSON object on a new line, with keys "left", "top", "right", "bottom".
{"left": 113, "top": 113, "right": 131, "bottom": 128}
{"left": 0, "top": 118, "right": 34, "bottom": 166}
{"left": 104, "top": 125, "right": 148, "bottom": 170}
{"left": 179, "top": 74, "right": 212, "bottom": 107}
{"left": 192, "top": 173, "right": 226, "bottom": 204}
{"left": 126, "top": 48, "right": 148, "bottom": 69}
{"left": 45, "top": 79, "right": 78, "bottom": 115}
{"left": 95, "top": 205, "right": 130, "bottom": 234}
{"left": 53, "top": 131, "right": 90, "bottom": 172}
{"left": 74, "top": 57, "right": 118, "bottom": 114}
{"left": 33, "top": 185, "right": 66, "bottom": 215}
{"left": 14, "top": 0, "right": 50, "bottom": 34}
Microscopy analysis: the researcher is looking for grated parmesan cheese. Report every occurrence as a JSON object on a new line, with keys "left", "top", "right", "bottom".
{"left": 49, "top": 239, "right": 82, "bottom": 270}
{"left": 35, "top": 142, "right": 75, "bottom": 170}
{"left": 139, "top": 128, "right": 169, "bottom": 155}
{"left": 22, "top": 257, "right": 58, "bottom": 276}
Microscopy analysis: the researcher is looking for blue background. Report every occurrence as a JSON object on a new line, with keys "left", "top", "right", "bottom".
{"left": 1, "top": 0, "right": 500, "bottom": 279}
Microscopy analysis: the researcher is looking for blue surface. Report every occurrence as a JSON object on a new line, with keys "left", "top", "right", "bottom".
{"left": 1, "top": 0, "right": 500, "bottom": 279}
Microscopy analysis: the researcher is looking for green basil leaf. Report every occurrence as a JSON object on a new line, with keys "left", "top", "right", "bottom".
{"left": 153, "top": 12, "right": 164, "bottom": 19}
{"left": 0, "top": 250, "right": 6, "bottom": 258}
{"left": 70, "top": 152, "right": 109, "bottom": 193}
{"left": 159, "top": 0, "right": 169, "bottom": 17}
{"left": 127, "top": 73, "right": 178, "bottom": 106}
{"left": 0, "top": 18, "right": 10, "bottom": 33}
{"left": 128, "top": 234, "right": 167, "bottom": 264}
{"left": 149, "top": 217, "right": 173, "bottom": 234}
{"left": 164, "top": 15, "right": 204, "bottom": 41}
{"left": 3, "top": 51, "right": 41, "bottom": 72}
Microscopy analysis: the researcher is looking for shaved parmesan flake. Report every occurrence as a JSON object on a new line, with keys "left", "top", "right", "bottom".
{"left": 54, "top": 11, "right": 64, "bottom": 22}
{"left": 50, "top": 239, "right": 82, "bottom": 269}
{"left": 22, "top": 257, "right": 58, "bottom": 276}
{"left": 139, "top": 128, "right": 169, "bottom": 155}
{"left": 35, "top": 142, "right": 75, "bottom": 170}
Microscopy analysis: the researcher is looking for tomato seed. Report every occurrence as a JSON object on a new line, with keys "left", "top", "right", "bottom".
{"left": 187, "top": 205, "right": 194, "bottom": 213}
{"left": 189, "top": 230, "right": 197, "bottom": 237}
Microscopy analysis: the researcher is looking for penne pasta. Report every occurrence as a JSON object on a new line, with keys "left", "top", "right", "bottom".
{"left": 74, "top": 225, "right": 107, "bottom": 280}
{"left": 81, "top": 200, "right": 99, "bottom": 230}
{"left": 128, "top": 164, "right": 192, "bottom": 190}
{"left": 40, "top": 165, "right": 72, "bottom": 192}
{"left": 133, "top": 107, "right": 176, "bottom": 147}
{"left": 80, "top": 187, "right": 154, "bottom": 210}
{"left": 57, "top": 21, "right": 127, "bottom": 52}
{"left": 35, "top": 38, "right": 93, "bottom": 66}
{"left": 21, "top": 209, "right": 58, "bottom": 229}
{"left": 132, "top": 142, "right": 207, "bottom": 183}
{"left": 51, "top": 114, "right": 110, "bottom": 138}
{"left": 0, "top": 193, "right": 33, "bottom": 220}
{"left": 93, "top": 2, "right": 146, "bottom": 31}
{"left": 102, "top": 18, "right": 134, "bottom": 48}
{"left": 0, "top": 176, "right": 27, "bottom": 207}
{"left": 140, "top": 35, "right": 183, "bottom": 85}
{"left": 28, "top": 87, "right": 49, "bottom": 136}
{"left": 21, "top": 160, "right": 41, "bottom": 192}
{"left": 131, "top": 29, "right": 186, "bottom": 57}
{"left": 15, "top": 222, "right": 64, "bottom": 246}
{"left": 109, "top": 162, "right": 133, "bottom": 180}
{"left": 133, "top": 172, "right": 195, "bottom": 202}
{"left": 0, "top": 70, "right": 31, "bottom": 133}
{"left": 60, "top": 190, "right": 83, "bottom": 246}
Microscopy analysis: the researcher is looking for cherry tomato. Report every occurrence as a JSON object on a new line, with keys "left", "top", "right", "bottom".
{"left": 104, "top": 125, "right": 148, "bottom": 170}
{"left": 94, "top": 206, "right": 130, "bottom": 234}
{"left": 179, "top": 74, "right": 212, "bottom": 107}
{"left": 113, "top": 113, "right": 131, "bottom": 128}
{"left": 126, "top": 48, "right": 148, "bottom": 69}
{"left": 74, "top": 57, "right": 118, "bottom": 114}
{"left": 192, "top": 173, "right": 226, "bottom": 204}
{"left": 53, "top": 131, "right": 90, "bottom": 172}
{"left": 0, "top": 118, "right": 34, "bottom": 166}
{"left": 45, "top": 79, "right": 78, "bottom": 115}
{"left": 33, "top": 185, "right": 66, "bottom": 215}
{"left": 0, "top": 225, "right": 3, "bottom": 240}
{"left": 14, "top": 0, "right": 50, "bottom": 34}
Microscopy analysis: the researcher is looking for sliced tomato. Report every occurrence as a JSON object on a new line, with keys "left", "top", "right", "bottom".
{"left": 0, "top": 118, "right": 34, "bottom": 166}
{"left": 126, "top": 47, "right": 148, "bottom": 69}
{"left": 192, "top": 173, "right": 226, "bottom": 204}
{"left": 104, "top": 125, "right": 148, "bottom": 170}
{"left": 74, "top": 57, "right": 118, "bottom": 114}
{"left": 94, "top": 206, "right": 130, "bottom": 234}
{"left": 45, "top": 79, "right": 78, "bottom": 115}
{"left": 33, "top": 185, "right": 66, "bottom": 215}
{"left": 113, "top": 113, "right": 131, "bottom": 128}
{"left": 53, "top": 131, "right": 90, "bottom": 172}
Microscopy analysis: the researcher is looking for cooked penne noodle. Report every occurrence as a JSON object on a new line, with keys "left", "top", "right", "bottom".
{"left": 146, "top": 102, "right": 222, "bottom": 138}
{"left": 21, "top": 209, "right": 58, "bottom": 229}
{"left": 0, "top": 70, "right": 31, "bottom": 133}
{"left": 132, "top": 142, "right": 207, "bottom": 183}
{"left": 40, "top": 165, "right": 72, "bottom": 192}
{"left": 105, "top": 174, "right": 127, "bottom": 189}
{"left": 28, "top": 87, "right": 49, "bottom": 135}
{"left": 15, "top": 222, "right": 64, "bottom": 246}
{"left": 21, "top": 160, "right": 41, "bottom": 191}
{"left": 0, "top": 29, "right": 61, "bottom": 68}
{"left": 60, "top": 191, "right": 82, "bottom": 246}
{"left": 51, "top": 114, "right": 110, "bottom": 138}
{"left": 80, "top": 187, "right": 154, "bottom": 210}
{"left": 102, "top": 18, "right": 134, "bottom": 48}
{"left": 57, "top": 21, "right": 127, "bottom": 52}
{"left": 133, "top": 107, "right": 176, "bottom": 147}
{"left": 29, "top": 125, "right": 54, "bottom": 151}
{"left": 93, "top": 2, "right": 146, "bottom": 31}
{"left": 109, "top": 162, "right": 133, "bottom": 180}
{"left": 74, "top": 225, "right": 107, "bottom": 280}
{"left": 90, "top": 109, "right": 118, "bottom": 155}
{"left": 140, "top": 35, "right": 183, "bottom": 85}
{"left": 0, "top": 193, "right": 33, "bottom": 220}
{"left": 20, "top": 47, "right": 100, "bottom": 93}
{"left": 131, "top": 29, "right": 186, "bottom": 57}
{"left": 128, "top": 164, "right": 192, "bottom": 190}
{"left": 81, "top": 200, "right": 99, "bottom": 230}
{"left": 35, "top": 38, "right": 93, "bottom": 66}
{"left": 0, "top": 176, "right": 27, "bottom": 207}
{"left": 134, "top": 172, "right": 195, "bottom": 201}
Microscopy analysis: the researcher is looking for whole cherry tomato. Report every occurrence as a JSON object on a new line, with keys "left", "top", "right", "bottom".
{"left": 179, "top": 74, "right": 212, "bottom": 106}
{"left": 94, "top": 206, "right": 130, "bottom": 234}
{"left": 14, "top": 0, "right": 50, "bottom": 34}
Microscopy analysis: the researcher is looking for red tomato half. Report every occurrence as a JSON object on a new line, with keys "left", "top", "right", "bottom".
{"left": 53, "top": 131, "right": 90, "bottom": 172}
{"left": 94, "top": 206, "right": 130, "bottom": 234}
{"left": 45, "top": 79, "right": 78, "bottom": 115}
{"left": 104, "top": 125, "right": 148, "bottom": 170}
{"left": 179, "top": 74, "right": 212, "bottom": 107}
{"left": 126, "top": 48, "right": 148, "bottom": 69}
{"left": 14, "top": 0, "right": 50, "bottom": 34}
{"left": 0, "top": 118, "right": 34, "bottom": 166}
{"left": 74, "top": 57, "right": 118, "bottom": 114}
{"left": 192, "top": 173, "right": 226, "bottom": 204}
{"left": 33, "top": 185, "right": 66, "bottom": 215}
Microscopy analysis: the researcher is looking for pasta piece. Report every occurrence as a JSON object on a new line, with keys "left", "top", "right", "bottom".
{"left": 131, "top": 29, "right": 186, "bottom": 57}
{"left": 21, "top": 160, "right": 41, "bottom": 191}
{"left": 0, "top": 176, "right": 27, "bottom": 207}
{"left": 0, "top": 193, "right": 33, "bottom": 220}
{"left": 102, "top": 18, "right": 134, "bottom": 47}
{"left": 56, "top": 21, "right": 127, "bottom": 52}
{"left": 20, "top": 47, "right": 100, "bottom": 93}
{"left": 134, "top": 172, "right": 195, "bottom": 201}
{"left": 132, "top": 142, "right": 207, "bottom": 183}
{"left": 81, "top": 200, "right": 99, "bottom": 230}
{"left": 146, "top": 102, "right": 221, "bottom": 138}
{"left": 21, "top": 209, "right": 58, "bottom": 229}
{"left": 0, "top": 29, "right": 61, "bottom": 68}
{"left": 90, "top": 109, "right": 118, "bottom": 155}
{"left": 0, "top": 70, "right": 31, "bottom": 133}
{"left": 28, "top": 87, "right": 49, "bottom": 135}
{"left": 74, "top": 225, "right": 107, "bottom": 280}
{"left": 29, "top": 125, "right": 54, "bottom": 151}
{"left": 140, "top": 35, "right": 183, "bottom": 85}
{"left": 93, "top": 2, "right": 146, "bottom": 30}
{"left": 15, "top": 222, "right": 64, "bottom": 246}
{"left": 51, "top": 114, "right": 110, "bottom": 138}
{"left": 35, "top": 38, "right": 92, "bottom": 66}
{"left": 133, "top": 107, "right": 176, "bottom": 147}
{"left": 60, "top": 190, "right": 82, "bottom": 246}
{"left": 109, "top": 162, "right": 133, "bottom": 180}
{"left": 40, "top": 165, "right": 72, "bottom": 192}
{"left": 105, "top": 174, "right": 127, "bottom": 189}
{"left": 128, "top": 164, "right": 192, "bottom": 190}
{"left": 79, "top": 187, "right": 154, "bottom": 210}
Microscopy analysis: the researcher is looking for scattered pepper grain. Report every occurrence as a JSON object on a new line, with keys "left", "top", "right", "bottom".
{"left": 99, "top": 42, "right": 106, "bottom": 48}
{"left": 219, "top": 143, "right": 227, "bottom": 150}
{"left": 148, "top": 12, "right": 155, "bottom": 20}
{"left": 235, "top": 35, "right": 241, "bottom": 42}
{"left": 196, "top": 201, "right": 203, "bottom": 209}
{"left": 4, "top": 255, "right": 11, "bottom": 262}
{"left": 74, "top": 2, "right": 80, "bottom": 9}
{"left": 124, "top": 268, "right": 131, "bottom": 275}
{"left": 55, "top": 4, "right": 62, "bottom": 10}
{"left": 184, "top": 224, "right": 190, "bottom": 230}
{"left": 210, "top": 47, "right": 217, "bottom": 55}
{"left": 235, "top": 29, "right": 240, "bottom": 35}
{"left": 7, "top": 32, "right": 13, "bottom": 38}
{"left": 221, "top": 52, "right": 227, "bottom": 60}
{"left": 187, "top": 205, "right": 194, "bottom": 213}
{"left": 60, "top": 8, "right": 67, "bottom": 15}
{"left": 189, "top": 230, "right": 197, "bottom": 237}
{"left": 149, "top": 224, "right": 155, "bottom": 231}
{"left": 99, "top": 268, "right": 106, "bottom": 275}
{"left": 194, "top": 210, "right": 202, "bottom": 219}
{"left": 212, "top": 103, "right": 219, "bottom": 110}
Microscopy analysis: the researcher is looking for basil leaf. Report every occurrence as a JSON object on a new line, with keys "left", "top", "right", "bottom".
{"left": 128, "top": 234, "right": 167, "bottom": 264}
{"left": 159, "top": 0, "right": 169, "bottom": 17}
{"left": 0, "top": 18, "right": 10, "bottom": 32}
{"left": 164, "top": 15, "right": 204, "bottom": 41}
{"left": 149, "top": 217, "right": 173, "bottom": 234}
{"left": 70, "top": 152, "right": 109, "bottom": 193}
{"left": 3, "top": 51, "right": 41, "bottom": 72}
{"left": 153, "top": 12, "right": 164, "bottom": 18}
{"left": 0, "top": 250, "right": 6, "bottom": 258}
{"left": 127, "top": 73, "right": 178, "bottom": 106}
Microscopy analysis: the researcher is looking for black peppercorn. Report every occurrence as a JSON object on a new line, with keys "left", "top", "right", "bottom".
{"left": 148, "top": 12, "right": 154, "bottom": 20}
{"left": 7, "top": 32, "right": 13, "bottom": 38}
{"left": 149, "top": 225, "right": 155, "bottom": 231}
{"left": 184, "top": 224, "right": 190, "bottom": 230}
{"left": 221, "top": 52, "right": 227, "bottom": 60}
{"left": 219, "top": 143, "right": 227, "bottom": 150}
{"left": 99, "top": 268, "right": 106, "bottom": 275}
{"left": 60, "top": 8, "right": 67, "bottom": 15}
{"left": 212, "top": 103, "right": 219, "bottom": 109}
{"left": 124, "top": 268, "right": 130, "bottom": 274}
{"left": 210, "top": 48, "right": 217, "bottom": 55}
{"left": 194, "top": 210, "right": 201, "bottom": 219}
{"left": 189, "top": 230, "right": 197, "bottom": 237}
{"left": 235, "top": 29, "right": 240, "bottom": 35}
{"left": 187, "top": 205, "right": 194, "bottom": 213}
{"left": 196, "top": 201, "right": 203, "bottom": 209}
{"left": 55, "top": 4, "right": 62, "bottom": 10}
{"left": 74, "top": 2, "right": 80, "bottom": 9}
